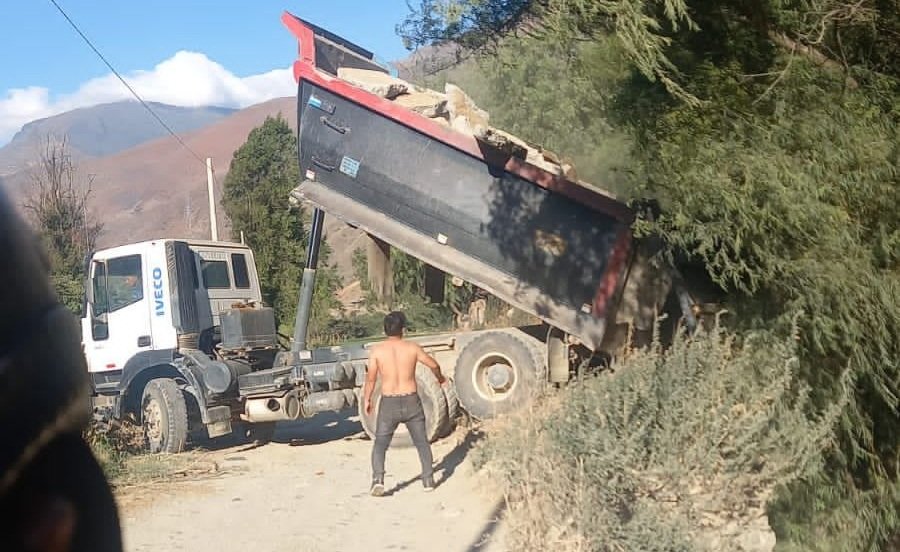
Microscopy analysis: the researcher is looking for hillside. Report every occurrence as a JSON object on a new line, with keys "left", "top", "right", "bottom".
{"left": 78, "top": 97, "right": 297, "bottom": 245}
{"left": 0, "top": 101, "right": 237, "bottom": 176}
{"left": 3, "top": 95, "right": 362, "bottom": 286}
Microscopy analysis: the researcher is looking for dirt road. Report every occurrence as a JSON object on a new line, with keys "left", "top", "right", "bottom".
{"left": 117, "top": 412, "right": 506, "bottom": 552}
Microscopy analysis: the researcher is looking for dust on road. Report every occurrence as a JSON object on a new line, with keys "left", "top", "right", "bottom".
{"left": 117, "top": 412, "right": 506, "bottom": 552}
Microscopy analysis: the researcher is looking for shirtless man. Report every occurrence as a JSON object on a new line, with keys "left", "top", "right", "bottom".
{"left": 363, "top": 311, "right": 447, "bottom": 496}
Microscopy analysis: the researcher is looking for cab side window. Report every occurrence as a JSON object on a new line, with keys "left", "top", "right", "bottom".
{"left": 92, "top": 262, "right": 109, "bottom": 318}
{"left": 231, "top": 253, "right": 251, "bottom": 289}
{"left": 105, "top": 255, "right": 143, "bottom": 312}
{"left": 90, "top": 254, "right": 142, "bottom": 342}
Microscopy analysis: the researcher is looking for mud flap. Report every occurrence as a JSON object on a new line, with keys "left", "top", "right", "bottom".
{"left": 205, "top": 405, "right": 232, "bottom": 438}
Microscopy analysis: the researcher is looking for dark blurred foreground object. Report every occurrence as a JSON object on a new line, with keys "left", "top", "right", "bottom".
{"left": 0, "top": 190, "right": 122, "bottom": 551}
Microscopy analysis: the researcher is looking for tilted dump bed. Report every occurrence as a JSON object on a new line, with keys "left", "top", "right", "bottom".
{"left": 282, "top": 12, "right": 634, "bottom": 350}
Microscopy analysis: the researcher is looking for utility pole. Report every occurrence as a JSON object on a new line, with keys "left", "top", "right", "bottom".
{"left": 206, "top": 157, "right": 219, "bottom": 241}
{"left": 185, "top": 194, "right": 194, "bottom": 233}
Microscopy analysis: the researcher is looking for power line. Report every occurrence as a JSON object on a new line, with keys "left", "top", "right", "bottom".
{"left": 47, "top": 0, "right": 207, "bottom": 166}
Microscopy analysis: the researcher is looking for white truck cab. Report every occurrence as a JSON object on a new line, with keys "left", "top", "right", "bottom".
{"left": 82, "top": 239, "right": 271, "bottom": 452}
{"left": 82, "top": 239, "right": 262, "bottom": 384}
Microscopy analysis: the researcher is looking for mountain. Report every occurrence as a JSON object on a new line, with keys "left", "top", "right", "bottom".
{"left": 2, "top": 95, "right": 363, "bottom": 287}
{"left": 74, "top": 97, "right": 296, "bottom": 242}
{"left": 0, "top": 101, "right": 237, "bottom": 176}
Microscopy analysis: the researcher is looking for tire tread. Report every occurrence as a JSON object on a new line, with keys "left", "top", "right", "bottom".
{"left": 142, "top": 378, "right": 188, "bottom": 454}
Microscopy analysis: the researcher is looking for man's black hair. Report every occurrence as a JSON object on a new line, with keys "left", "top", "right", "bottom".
{"left": 383, "top": 311, "right": 407, "bottom": 337}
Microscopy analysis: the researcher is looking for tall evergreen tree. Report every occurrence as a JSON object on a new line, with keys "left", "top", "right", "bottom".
{"left": 222, "top": 115, "right": 340, "bottom": 340}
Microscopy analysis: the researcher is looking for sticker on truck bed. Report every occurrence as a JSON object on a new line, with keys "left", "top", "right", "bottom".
{"left": 307, "top": 95, "right": 335, "bottom": 114}
{"left": 339, "top": 156, "right": 360, "bottom": 178}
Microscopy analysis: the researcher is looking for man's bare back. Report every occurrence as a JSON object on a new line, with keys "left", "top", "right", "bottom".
{"left": 369, "top": 339, "right": 442, "bottom": 396}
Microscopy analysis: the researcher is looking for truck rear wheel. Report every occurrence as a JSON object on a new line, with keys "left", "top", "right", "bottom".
{"left": 359, "top": 365, "right": 448, "bottom": 448}
{"left": 141, "top": 378, "right": 188, "bottom": 454}
{"left": 454, "top": 332, "right": 540, "bottom": 420}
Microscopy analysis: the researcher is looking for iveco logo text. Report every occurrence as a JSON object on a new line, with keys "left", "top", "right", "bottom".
{"left": 152, "top": 268, "right": 164, "bottom": 317}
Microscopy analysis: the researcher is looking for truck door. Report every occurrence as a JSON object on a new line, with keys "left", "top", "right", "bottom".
{"left": 83, "top": 254, "right": 154, "bottom": 376}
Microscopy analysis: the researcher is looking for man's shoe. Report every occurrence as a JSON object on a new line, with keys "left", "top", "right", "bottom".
{"left": 370, "top": 479, "right": 385, "bottom": 497}
{"left": 422, "top": 475, "right": 436, "bottom": 492}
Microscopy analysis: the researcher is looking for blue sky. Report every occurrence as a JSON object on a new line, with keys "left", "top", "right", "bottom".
{"left": 0, "top": 1, "right": 415, "bottom": 143}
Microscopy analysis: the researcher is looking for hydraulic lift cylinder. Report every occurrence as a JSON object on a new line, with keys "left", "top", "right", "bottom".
{"left": 292, "top": 207, "right": 325, "bottom": 352}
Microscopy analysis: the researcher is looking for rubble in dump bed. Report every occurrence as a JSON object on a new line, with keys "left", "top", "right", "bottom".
{"left": 336, "top": 67, "right": 578, "bottom": 181}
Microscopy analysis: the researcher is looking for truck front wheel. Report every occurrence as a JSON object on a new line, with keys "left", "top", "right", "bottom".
{"left": 454, "top": 332, "right": 540, "bottom": 420}
{"left": 141, "top": 378, "right": 188, "bottom": 454}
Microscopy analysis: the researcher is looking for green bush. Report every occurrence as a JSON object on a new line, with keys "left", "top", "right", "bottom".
{"left": 476, "top": 322, "right": 844, "bottom": 551}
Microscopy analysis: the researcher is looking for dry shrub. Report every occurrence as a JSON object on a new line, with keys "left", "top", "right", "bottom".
{"left": 84, "top": 419, "right": 143, "bottom": 481}
{"left": 84, "top": 420, "right": 219, "bottom": 487}
{"left": 475, "top": 322, "right": 847, "bottom": 551}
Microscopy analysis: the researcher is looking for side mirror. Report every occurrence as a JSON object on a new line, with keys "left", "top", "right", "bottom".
{"left": 85, "top": 279, "right": 94, "bottom": 305}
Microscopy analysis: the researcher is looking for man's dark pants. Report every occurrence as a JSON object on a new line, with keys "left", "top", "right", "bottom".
{"left": 371, "top": 392, "right": 433, "bottom": 482}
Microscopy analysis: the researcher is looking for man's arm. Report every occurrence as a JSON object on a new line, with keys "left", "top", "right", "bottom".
{"left": 363, "top": 352, "right": 380, "bottom": 414}
{"left": 416, "top": 344, "right": 447, "bottom": 384}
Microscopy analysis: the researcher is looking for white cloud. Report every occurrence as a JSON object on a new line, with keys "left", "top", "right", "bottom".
{"left": 0, "top": 51, "right": 295, "bottom": 145}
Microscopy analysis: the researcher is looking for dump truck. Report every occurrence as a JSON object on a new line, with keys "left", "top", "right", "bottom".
{"left": 81, "top": 13, "right": 696, "bottom": 453}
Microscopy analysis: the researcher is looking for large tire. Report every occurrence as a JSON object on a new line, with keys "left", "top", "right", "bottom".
{"left": 141, "top": 378, "right": 188, "bottom": 454}
{"left": 438, "top": 379, "right": 461, "bottom": 438}
{"left": 358, "top": 365, "right": 448, "bottom": 448}
{"left": 455, "top": 332, "right": 541, "bottom": 420}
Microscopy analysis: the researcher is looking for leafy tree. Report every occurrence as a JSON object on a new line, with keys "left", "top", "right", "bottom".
{"left": 402, "top": 1, "right": 900, "bottom": 548}
{"left": 222, "top": 115, "right": 341, "bottom": 341}
{"left": 23, "top": 137, "right": 103, "bottom": 313}
{"left": 352, "top": 245, "right": 457, "bottom": 333}
{"left": 628, "top": 57, "right": 900, "bottom": 552}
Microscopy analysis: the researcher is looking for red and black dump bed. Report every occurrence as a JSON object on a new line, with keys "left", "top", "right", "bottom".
{"left": 282, "top": 12, "right": 634, "bottom": 350}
